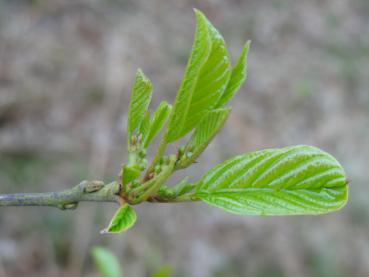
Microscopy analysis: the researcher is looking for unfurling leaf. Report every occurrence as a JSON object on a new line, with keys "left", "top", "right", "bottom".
{"left": 91, "top": 247, "right": 123, "bottom": 277}
{"left": 196, "top": 145, "right": 348, "bottom": 215}
{"left": 127, "top": 69, "right": 153, "bottom": 146}
{"left": 139, "top": 111, "right": 151, "bottom": 143}
{"left": 101, "top": 204, "right": 137, "bottom": 234}
{"left": 122, "top": 165, "right": 141, "bottom": 186}
{"left": 177, "top": 108, "right": 230, "bottom": 169}
{"left": 216, "top": 41, "right": 250, "bottom": 108}
{"left": 170, "top": 13, "right": 232, "bottom": 139}
{"left": 143, "top": 101, "right": 172, "bottom": 148}
{"left": 166, "top": 10, "right": 211, "bottom": 142}
{"left": 171, "top": 178, "right": 196, "bottom": 196}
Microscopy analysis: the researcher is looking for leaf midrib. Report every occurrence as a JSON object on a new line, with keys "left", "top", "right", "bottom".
{"left": 196, "top": 184, "right": 347, "bottom": 195}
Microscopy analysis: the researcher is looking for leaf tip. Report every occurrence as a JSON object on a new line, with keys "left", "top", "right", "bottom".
{"left": 100, "top": 228, "right": 109, "bottom": 235}
{"left": 193, "top": 8, "right": 207, "bottom": 23}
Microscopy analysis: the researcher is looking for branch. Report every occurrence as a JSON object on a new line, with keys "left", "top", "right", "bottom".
{"left": 0, "top": 181, "right": 121, "bottom": 210}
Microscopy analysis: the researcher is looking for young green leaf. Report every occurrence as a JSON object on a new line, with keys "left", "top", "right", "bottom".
{"left": 166, "top": 10, "right": 211, "bottom": 142}
{"left": 91, "top": 247, "right": 123, "bottom": 277}
{"left": 122, "top": 165, "right": 141, "bottom": 186}
{"left": 138, "top": 111, "right": 151, "bottom": 144}
{"left": 171, "top": 178, "right": 196, "bottom": 196}
{"left": 196, "top": 145, "right": 348, "bottom": 215}
{"left": 171, "top": 13, "right": 232, "bottom": 139}
{"left": 216, "top": 41, "right": 250, "bottom": 108}
{"left": 143, "top": 101, "right": 172, "bottom": 148}
{"left": 101, "top": 204, "right": 137, "bottom": 234}
{"left": 176, "top": 108, "right": 231, "bottom": 169}
{"left": 127, "top": 69, "right": 153, "bottom": 146}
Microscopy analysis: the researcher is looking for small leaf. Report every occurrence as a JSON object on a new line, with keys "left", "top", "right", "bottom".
{"left": 196, "top": 145, "right": 348, "bottom": 215}
{"left": 143, "top": 101, "right": 172, "bottom": 148}
{"left": 177, "top": 108, "right": 231, "bottom": 169}
{"left": 166, "top": 10, "right": 211, "bottom": 142}
{"left": 127, "top": 69, "right": 153, "bottom": 145}
{"left": 172, "top": 178, "right": 196, "bottom": 196}
{"left": 91, "top": 247, "right": 123, "bottom": 277}
{"left": 216, "top": 41, "right": 250, "bottom": 108}
{"left": 157, "top": 186, "right": 175, "bottom": 199}
{"left": 122, "top": 165, "right": 141, "bottom": 186}
{"left": 101, "top": 204, "right": 137, "bottom": 234}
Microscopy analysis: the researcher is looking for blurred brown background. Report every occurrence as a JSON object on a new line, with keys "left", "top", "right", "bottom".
{"left": 0, "top": 0, "right": 368, "bottom": 276}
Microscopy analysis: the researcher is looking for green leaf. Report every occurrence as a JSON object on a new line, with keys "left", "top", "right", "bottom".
{"left": 139, "top": 111, "right": 151, "bottom": 143}
{"left": 91, "top": 247, "right": 123, "bottom": 277}
{"left": 172, "top": 178, "right": 196, "bottom": 196}
{"left": 143, "top": 101, "right": 172, "bottom": 148}
{"left": 177, "top": 108, "right": 230, "bottom": 169}
{"left": 174, "top": 13, "right": 232, "bottom": 139}
{"left": 216, "top": 41, "right": 250, "bottom": 108}
{"left": 196, "top": 145, "right": 348, "bottom": 215}
{"left": 122, "top": 165, "right": 141, "bottom": 186}
{"left": 127, "top": 69, "right": 153, "bottom": 145}
{"left": 167, "top": 9, "right": 232, "bottom": 142}
{"left": 101, "top": 204, "right": 137, "bottom": 233}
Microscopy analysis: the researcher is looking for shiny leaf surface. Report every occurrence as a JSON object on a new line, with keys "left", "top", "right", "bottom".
{"left": 196, "top": 145, "right": 348, "bottom": 215}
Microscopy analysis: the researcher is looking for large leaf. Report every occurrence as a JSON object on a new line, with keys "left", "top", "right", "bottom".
{"left": 216, "top": 41, "right": 250, "bottom": 108}
{"left": 101, "top": 204, "right": 137, "bottom": 233}
{"left": 143, "top": 101, "right": 172, "bottom": 148}
{"left": 176, "top": 108, "right": 230, "bottom": 169}
{"left": 91, "top": 247, "right": 123, "bottom": 277}
{"left": 167, "top": 10, "right": 231, "bottom": 142}
{"left": 127, "top": 69, "right": 153, "bottom": 145}
{"left": 196, "top": 145, "right": 348, "bottom": 215}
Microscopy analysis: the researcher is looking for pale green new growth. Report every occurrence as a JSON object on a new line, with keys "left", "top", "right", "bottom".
{"left": 166, "top": 10, "right": 212, "bottom": 142}
{"left": 127, "top": 69, "right": 153, "bottom": 147}
{"left": 216, "top": 41, "right": 250, "bottom": 108}
{"left": 176, "top": 108, "right": 231, "bottom": 169}
{"left": 0, "top": 9, "right": 348, "bottom": 234}
{"left": 101, "top": 204, "right": 137, "bottom": 234}
{"left": 143, "top": 101, "right": 172, "bottom": 148}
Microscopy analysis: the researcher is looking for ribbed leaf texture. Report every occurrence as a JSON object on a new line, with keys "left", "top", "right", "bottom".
{"left": 177, "top": 108, "right": 230, "bottom": 168}
{"left": 101, "top": 204, "right": 137, "bottom": 233}
{"left": 91, "top": 247, "right": 123, "bottom": 277}
{"left": 143, "top": 101, "right": 172, "bottom": 148}
{"left": 127, "top": 69, "right": 153, "bottom": 145}
{"left": 176, "top": 15, "right": 231, "bottom": 138}
{"left": 139, "top": 111, "right": 151, "bottom": 143}
{"left": 166, "top": 10, "right": 211, "bottom": 142}
{"left": 167, "top": 10, "right": 231, "bottom": 142}
{"left": 196, "top": 145, "right": 348, "bottom": 215}
{"left": 188, "top": 108, "right": 230, "bottom": 148}
{"left": 216, "top": 41, "right": 250, "bottom": 108}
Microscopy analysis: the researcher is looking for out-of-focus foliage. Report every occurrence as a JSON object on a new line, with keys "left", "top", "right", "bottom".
{"left": 92, "top": 247, "right": 123, "bottom": 277}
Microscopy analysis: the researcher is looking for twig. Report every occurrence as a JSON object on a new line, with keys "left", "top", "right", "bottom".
{"left": 0, "top": 181, "right": 121, "bottom": 210}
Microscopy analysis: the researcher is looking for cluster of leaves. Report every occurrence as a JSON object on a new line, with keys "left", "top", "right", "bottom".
{"left": 102, "top": 9, "right": 348, "bottom": 234}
